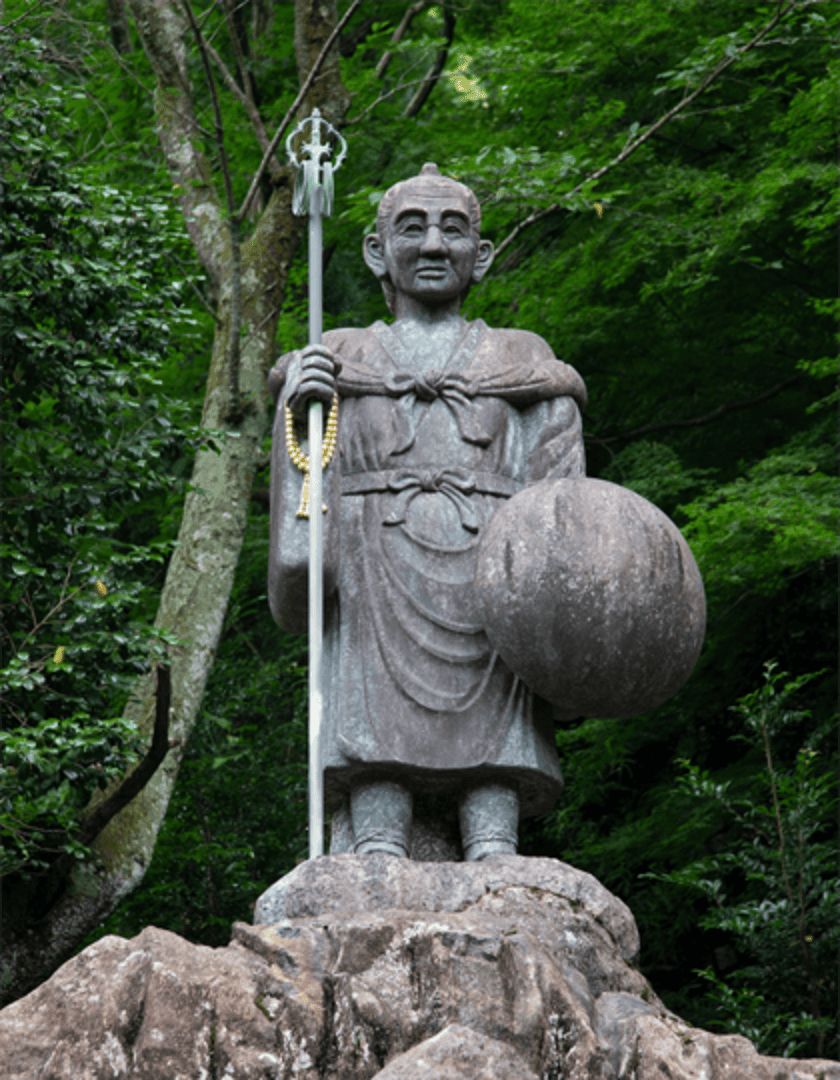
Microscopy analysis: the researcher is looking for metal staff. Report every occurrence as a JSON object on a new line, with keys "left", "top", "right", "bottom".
{"left": 287, "top": 108, "right": 347, "bottom": 860}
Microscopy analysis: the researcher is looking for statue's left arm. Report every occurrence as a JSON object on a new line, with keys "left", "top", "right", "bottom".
{"left": 471, "top": 326, "right": 586, "bottom": 485}
{"left": 521, "top": 392, "right": 586, "bottom": 486}
{"left": 509, "top": 340, "right": 586, "bottom": 486}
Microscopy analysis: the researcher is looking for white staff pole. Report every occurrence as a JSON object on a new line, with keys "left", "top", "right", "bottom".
{"left": 286, "top": 109, "right": 346, "bottom": 860}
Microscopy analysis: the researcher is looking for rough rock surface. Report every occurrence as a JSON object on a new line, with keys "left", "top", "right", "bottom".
{"left": 0, "top": 854, "right": 837, "bottom": 1079}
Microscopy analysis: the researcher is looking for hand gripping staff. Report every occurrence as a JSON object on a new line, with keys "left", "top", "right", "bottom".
{"left": 286, "top": 108, "right": 347, "bottom": 859}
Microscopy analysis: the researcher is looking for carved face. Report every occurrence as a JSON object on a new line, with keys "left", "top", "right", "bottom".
{"left": 365, "top": 187, "right": 493, "bottom": 309}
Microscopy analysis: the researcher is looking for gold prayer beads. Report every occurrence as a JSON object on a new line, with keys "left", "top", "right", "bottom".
{"left": 285, "top": 397, "right": 339, "bottom": 518}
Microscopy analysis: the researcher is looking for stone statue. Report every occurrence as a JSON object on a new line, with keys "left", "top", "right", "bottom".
{"left": 267, "top": 163, "right": 589, "bottom": 862}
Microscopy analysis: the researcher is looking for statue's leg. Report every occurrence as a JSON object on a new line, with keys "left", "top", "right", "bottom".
{"left": 350, "top": 778, "right": 412, "bottom": 857}
{"left": 459, "top": 782, "right": 519, "bottom": 861}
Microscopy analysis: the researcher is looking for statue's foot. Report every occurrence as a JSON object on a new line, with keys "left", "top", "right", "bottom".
{"left": 355, "top": 840, "right": 409, "bottom": 857}
{"left": 350, "top": 780, "right": 412, "bottom": 858}
{"left": 459, "top": 783, "right": 519, "bottom": 862}
{"left": 463, "top": 839, "right": 517, "bottom": 862}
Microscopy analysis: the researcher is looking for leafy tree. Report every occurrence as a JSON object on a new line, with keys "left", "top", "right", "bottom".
{"left": 2, "top": 0, "right": 836, "bottom": 1055}
{"left": 645, "top": 664, "right": 837, "bottom": 1058}
{"left": 72, "top": 514, "right": 312, "bottom": 948}
{"left": 458, "top": 1, "right": 837, "bottom": 1054}
{"left": 0, "top": 26, "right": 214, "bottom": 993}
{"left": 0, "top": 0, "right": 354, "bottom": 1002}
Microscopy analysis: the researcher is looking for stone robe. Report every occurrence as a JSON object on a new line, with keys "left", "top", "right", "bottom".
{"left": 267, "top": 318, "right": 587, "bottom": 827}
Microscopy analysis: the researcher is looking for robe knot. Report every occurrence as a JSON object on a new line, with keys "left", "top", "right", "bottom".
{"left": 384, "top": 467, "right": 479, "bottom": 532}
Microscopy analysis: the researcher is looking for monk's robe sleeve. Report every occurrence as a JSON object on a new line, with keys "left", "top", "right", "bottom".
{"left": 266, "top": 351, "right": 341, "bottom": 635}
{"left": 522, "top": 388, "right": 586, "bottom": 486}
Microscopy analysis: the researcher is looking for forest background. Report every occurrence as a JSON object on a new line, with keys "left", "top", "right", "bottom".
{"left": 1, "top": 0, "right": 838, "bottom": 1059}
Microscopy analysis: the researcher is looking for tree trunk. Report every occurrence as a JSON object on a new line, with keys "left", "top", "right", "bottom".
{"left": 0, "top": 0, "right": 351, "bottom": 1008}
{"left": 106, "top": 0, "right": 132, "bottom": 54}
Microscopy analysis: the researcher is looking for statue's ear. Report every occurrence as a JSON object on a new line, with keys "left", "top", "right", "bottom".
{"left": 472, "top": 239, "right": 494, "bottom": 284}
{"left": 363, "top": 233, "right": 387, "bottom": 279}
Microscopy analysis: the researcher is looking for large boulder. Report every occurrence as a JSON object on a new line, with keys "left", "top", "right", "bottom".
{"left": 474, "top": 477, "right": 706, "bottom": 718}
{"left": 0, "top": 854, "right": 836, "bottom": 1080}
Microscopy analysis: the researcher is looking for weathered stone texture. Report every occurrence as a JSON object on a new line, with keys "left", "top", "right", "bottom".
{"left": 253, "top": 853, "right": 640, "bottom": 964}
{"left": 475, "top": 476, "right": 706, "bottom": 719}
{"left": 0, "top": 856, "right": 836, "bottom": 1080}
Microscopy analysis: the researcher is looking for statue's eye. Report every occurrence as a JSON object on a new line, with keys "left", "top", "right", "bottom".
{"left": 443, "top": 219, "right": 467, "bottom": 237}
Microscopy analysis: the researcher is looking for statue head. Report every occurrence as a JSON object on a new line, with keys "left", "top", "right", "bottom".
{"left": 363, "top": 163, "right": 494, "bottom": 317}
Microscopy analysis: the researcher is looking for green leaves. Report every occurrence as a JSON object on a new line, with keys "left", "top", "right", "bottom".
{"left": 644, "top": 663, "right": 838, "bottom": 1057}
{"left": 1, "top": 711, "right": 146, "bottom": 878}
{"left": 432, "top": 2, "right": 839, "bottom": 1050}
{"left": 0, "top": 31, "right": 206, "bottom": 886}
{"left": 679, "top": 427, "right": 839, "bottom": 596}
{"left": 3, "top": 0, "right": 835, "bottom": 1044}
{"left": 695, "top": 968, "right": 834, "bottom": 1058}
{"left": 601, "top": 441, "right": 715, "bottom": 512}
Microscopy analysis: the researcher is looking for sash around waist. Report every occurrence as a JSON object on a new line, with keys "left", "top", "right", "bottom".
{"left": 341, "top": 468, "right": 521, "bottom": 499}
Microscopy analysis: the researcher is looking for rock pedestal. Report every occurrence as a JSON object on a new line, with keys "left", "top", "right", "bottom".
{"left": 0, "top": 855, "right": 837, "bottom": 1079}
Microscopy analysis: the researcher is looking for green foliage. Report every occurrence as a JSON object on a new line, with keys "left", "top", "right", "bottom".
{"left": 601, "top": 440, "right": 716, "bottom": 511}
{"left": 0, "top": 712, "right": 146, "bottom": 878}
{"left": 412, "top": 0, "right": 838, "bottom": 1049}
{"left": 4, "top": 0, "right": 837, "bottom": 1049}
{"left": 644, "top": 664, "right": 838, "bottom": 1058}
{"left": 74, "top": 509, "right": 310, "bottom": 950}
{"left": 679, "top": 420, "right": 839, "bottom": 598}
{"left": 0, "top": 31, "right": 208, "bottom": 882}
{"left": 694, "top": 969, "right": 833, "bottom": 1061}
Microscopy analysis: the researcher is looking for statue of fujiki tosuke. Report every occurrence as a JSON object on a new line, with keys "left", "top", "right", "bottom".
{"left": 266, "top": 163, "right": 704, "bottom": 862}
{"left": 267, "top": 163, "right": 586, "bottom": 861}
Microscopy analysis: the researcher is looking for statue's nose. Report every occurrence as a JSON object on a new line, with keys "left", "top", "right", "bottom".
{"left": 420, "top": 225, "right": 446, "bottom": 252}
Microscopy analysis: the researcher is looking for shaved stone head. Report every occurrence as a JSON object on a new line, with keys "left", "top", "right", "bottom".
{"left": 371, "top": 164, "right": 485, "bottom": 315}
{"left": 377, "top": 163, "right": 481, "bottom": 241}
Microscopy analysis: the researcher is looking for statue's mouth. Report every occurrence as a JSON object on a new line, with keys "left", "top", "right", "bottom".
{"left": 416, "top": 265, "right": 448, "bottom": 278}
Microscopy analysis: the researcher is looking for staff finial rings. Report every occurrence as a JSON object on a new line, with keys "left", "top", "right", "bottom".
{"left": 286, "top": 107, "right": 347, "bottom": 172}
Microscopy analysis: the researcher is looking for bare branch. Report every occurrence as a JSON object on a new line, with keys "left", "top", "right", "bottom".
{"left": 201, "top": 33, "right": 283, "bottom": 180}
{"left": 127, "top": 0, "right": 227, "bottom": 284}
{"left": 77, "top": 666, "right": 179, "bottom": 848}
{"left": 587, "top": 374, "right": 806, "bottom": 446}
{"left": 347, "top": 73, "right": 438, "bottom": 125}
{"left": 179, "top": 0, "right": 243, "bottom": 416}
{"left": 30, "top": 665, "right": 180, "bottom": 918}
{"left": 237, "top": 0, "right": 363, "bottom": 223}
{"left": 0, "top": 0, "right": 53, "bottom": 33}
{"left": 493, "top": 0, "right": 801, "bottom": 261}
{"left": 375, "top": 0, "right": 429, "bottom": 78}
{"left": 106, "top": 0, "right": 132, "bottom": 54}
{"left": 222, "top": 0, "right": 256, "bottom": 108}
{"left": 240, "top": 303, "right": 281, "bottom": 353}
{"left": 179, "top": 0, "right": 234, "bottom": 216}
{"left": 18, "top": 554, "right": 83, "bottom": 650}
{"left": 403, "top": 2, "right": 455, "bottom": 118}
{"left": 252, "top": 0, "right": 270, "bottom": 44}
{"left": 752, "top": 36, "right": 838, "bottom": 46}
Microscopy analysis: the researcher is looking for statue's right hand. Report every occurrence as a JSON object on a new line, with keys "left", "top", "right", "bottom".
{"left": 286, "top": 344, "right": 342, "bottom": 417}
